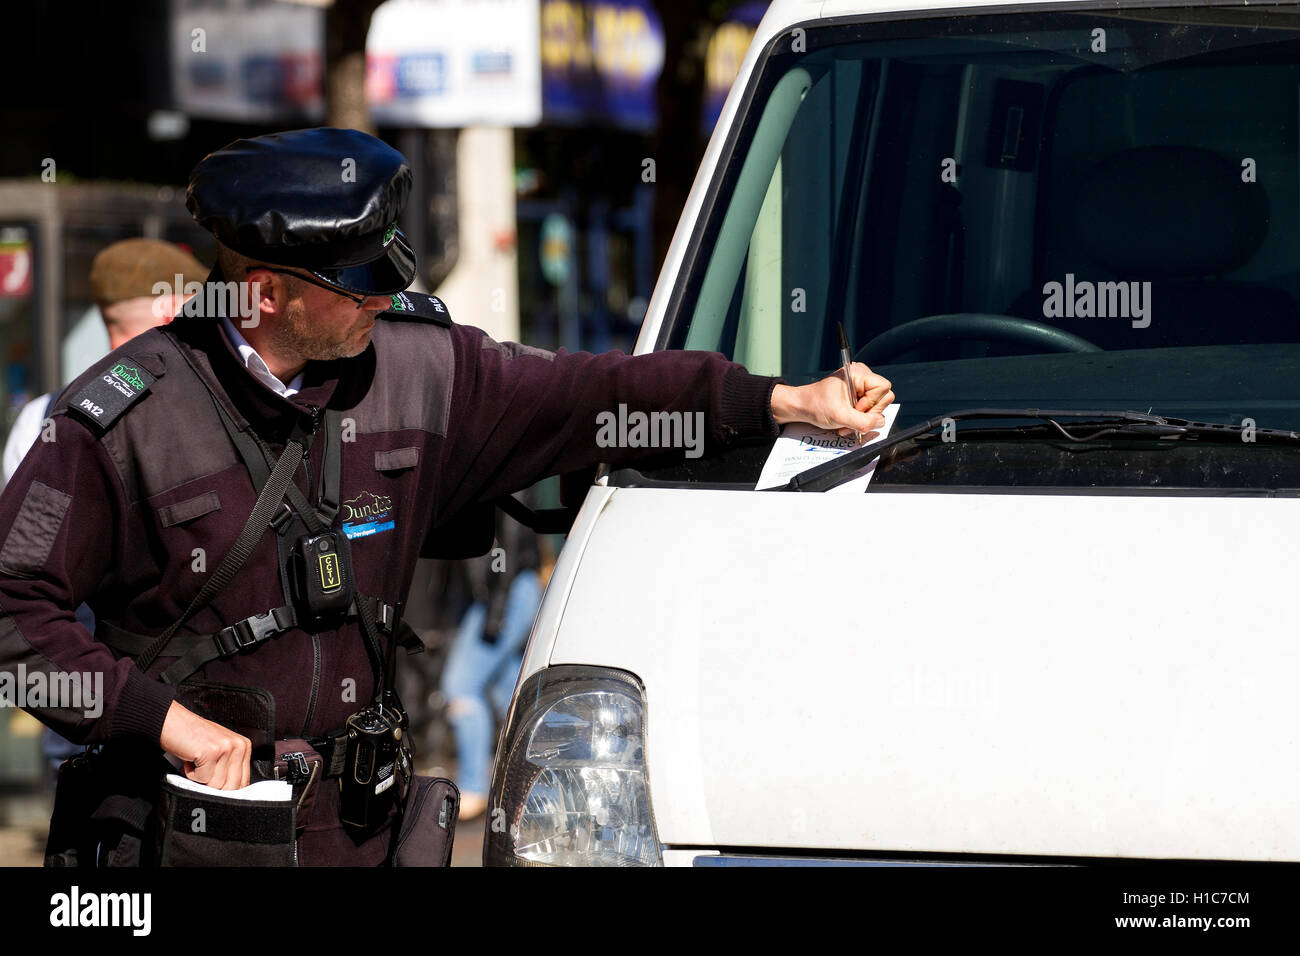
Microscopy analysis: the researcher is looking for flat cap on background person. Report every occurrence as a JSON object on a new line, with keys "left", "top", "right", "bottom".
{"left": 186, "top": 127, "right": 417, "bottom": 297}
{"left": 88, "top": 238, "right": 207, "bottom": 311}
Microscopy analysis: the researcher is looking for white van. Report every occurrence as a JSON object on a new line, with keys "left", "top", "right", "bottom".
{"left": 485, "top": 0, "right": 1300, "bottom": 865}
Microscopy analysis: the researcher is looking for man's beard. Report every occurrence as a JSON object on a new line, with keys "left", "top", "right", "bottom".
{"left": 270, "top": 298, "right": 371, "bottom": 361}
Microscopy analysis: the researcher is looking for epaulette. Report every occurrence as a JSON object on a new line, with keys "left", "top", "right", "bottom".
{"left": 65, "top": 356, "right": 159, "bottom": 436}
{"left": 382, "top": 290, "right": 452, "bottom": 327}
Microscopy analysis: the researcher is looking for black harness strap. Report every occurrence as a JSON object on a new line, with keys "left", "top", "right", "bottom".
{"left": 210, "top": 395, "right": 300, "bottom": 554}
{"left": 211, "top": 395, "right": 342, "bottom": 543}
{"left": 212, "top": 398, "right": 274, "bottom": 488}
{"left": 99, "top": 595, "right": 408, "bottom": 686}
{"left": 494, "top": 493, "right": 576, "bottom": 535}
{"left": 318, "top": 407, "right": 341, "bottom": 525}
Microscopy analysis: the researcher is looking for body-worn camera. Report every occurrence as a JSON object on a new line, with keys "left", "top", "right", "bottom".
{"left": 289, "top": 531, "right": 354, "bottom": 624}
{"left": 339, "top": 701, "right": 410, "bottom": 831}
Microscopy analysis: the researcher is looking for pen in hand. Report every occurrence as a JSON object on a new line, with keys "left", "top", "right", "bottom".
{"left": 837, "top": 322, "right": 862, "bottom": 445}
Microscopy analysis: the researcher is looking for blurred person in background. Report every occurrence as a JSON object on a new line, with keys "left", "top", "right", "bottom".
{"left": 1, "top": 237, "right": 206, "bottom": 780}
{"left": 3, "top": 238, "right": 206, "bottom": 482}
{"left": 441, "top": 497, "right": 545, "bottom": 819}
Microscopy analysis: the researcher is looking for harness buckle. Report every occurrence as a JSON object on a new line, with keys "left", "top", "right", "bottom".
{"left": 269, "top": 502, "right": 295, "bottom": 534}
{"left": 234, "top": 609, "right": 279, "bottom": 649}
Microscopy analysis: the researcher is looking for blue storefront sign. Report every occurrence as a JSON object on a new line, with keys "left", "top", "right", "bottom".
{"left": 541, "top": 0, "right": 664, "bottom": 131}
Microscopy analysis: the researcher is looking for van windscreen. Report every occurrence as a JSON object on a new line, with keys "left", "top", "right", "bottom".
{"left": 665, "top": 6, "right": 1300, "bottom": 451}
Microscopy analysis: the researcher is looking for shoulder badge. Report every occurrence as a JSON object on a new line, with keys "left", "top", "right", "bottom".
{"left": 382, "top": 290, "right": 452, "bottom": 327}
{"left": 66, "top": 357, "right": 158, "bottom": 435}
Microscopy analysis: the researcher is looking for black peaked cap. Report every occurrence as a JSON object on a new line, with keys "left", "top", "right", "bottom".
{"left": 186, "top": 127, "right": 416, "bottom": 296}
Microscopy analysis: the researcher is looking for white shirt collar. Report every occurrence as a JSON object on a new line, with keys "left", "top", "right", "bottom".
{"left": 218, "top": 314, "right": 305, "bottom": 398}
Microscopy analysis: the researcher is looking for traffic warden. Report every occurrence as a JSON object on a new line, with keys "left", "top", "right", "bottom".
{"left": 0, "top": 128, "right": 894, "bottom": 865}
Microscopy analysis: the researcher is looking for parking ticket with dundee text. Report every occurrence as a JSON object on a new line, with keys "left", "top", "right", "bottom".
{"left": 755, "top": 404, "right": 900, "bottom": 493}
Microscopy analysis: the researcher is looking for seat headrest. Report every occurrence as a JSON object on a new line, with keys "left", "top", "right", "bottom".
{"left": 1074, "top": 146, "right": 1269, "bottom": 279}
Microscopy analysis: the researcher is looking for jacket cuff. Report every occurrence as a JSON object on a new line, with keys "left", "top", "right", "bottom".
{"left": 719, "top": 366, "right": 783, "bottom": 442}
{"left": 110, "top": 668, "right": 176, "bottom": 742}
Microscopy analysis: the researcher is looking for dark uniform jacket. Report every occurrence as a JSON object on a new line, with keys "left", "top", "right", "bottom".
{"left": 0, "top": 292, "right": 780, "bottom": 861}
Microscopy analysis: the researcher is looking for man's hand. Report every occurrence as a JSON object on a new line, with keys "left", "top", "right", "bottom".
{"left": 771, "top": 362, "right": 894, "bottom": 436}
{"left": 159, "top": 700, "right": 252, "bottom": 790}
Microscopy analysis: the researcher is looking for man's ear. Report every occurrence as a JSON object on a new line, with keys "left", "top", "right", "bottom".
{"left": 244, "top": 268, "right": 283, "bottom": 318}
{"left": 156, "top": 294, "right": 189, "bottom": 323}
{"left": 151, "top": 294, "right": 179, "bottom": 321}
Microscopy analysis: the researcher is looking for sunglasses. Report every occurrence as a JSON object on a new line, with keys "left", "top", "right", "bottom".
{"left": 246, "top": 267, "right": 371, "bottom": 308}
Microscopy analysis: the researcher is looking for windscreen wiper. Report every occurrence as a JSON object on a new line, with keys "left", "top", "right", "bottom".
{"left": 933, "top": 416, "right": 1300, "bottom": 447}
{"left": 768, "top": 408, "right": 1300, "bottom": 492}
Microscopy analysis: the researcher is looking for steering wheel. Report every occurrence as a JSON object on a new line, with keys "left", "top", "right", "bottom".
{"left": 858, "top": 313, "right": 1102, "bottom": 365}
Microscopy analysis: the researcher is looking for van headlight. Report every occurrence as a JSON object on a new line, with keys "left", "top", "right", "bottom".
{"left": 484, "top": 665, "right": 662, "bottom": 866}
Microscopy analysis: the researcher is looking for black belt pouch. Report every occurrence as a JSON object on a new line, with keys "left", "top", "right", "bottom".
{"left": 156, "top": 776, "right": 297, "bottom": 866}
{"left": 154, "top": 681, "right": 291, "bottom": 865}
{"left": 45, "top": 741, "right": 168, "bottom": 867}
{"left": 391, "top": 776, "right": 460, "bottom": 867}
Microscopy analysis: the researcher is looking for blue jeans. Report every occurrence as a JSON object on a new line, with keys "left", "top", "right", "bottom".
{"left": 45, "top": 602, "right": 97, "bottom": 782}
{"left": 440, "top": 569, "right": 542, "bottom": 795}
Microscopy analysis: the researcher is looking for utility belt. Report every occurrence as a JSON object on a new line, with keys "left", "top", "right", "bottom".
{"left": 150, "top": 696, "right": 424, "bottom": 867}
{"left": 49, "top": 722, "right": 459, "bottom": 867}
